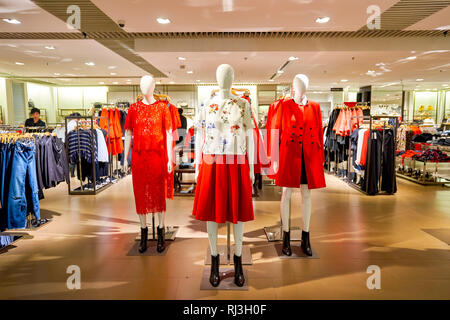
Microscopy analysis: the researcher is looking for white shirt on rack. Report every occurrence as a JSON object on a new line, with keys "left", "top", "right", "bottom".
{"left": 96, "top": 129, "right": 109, "bottom": 163}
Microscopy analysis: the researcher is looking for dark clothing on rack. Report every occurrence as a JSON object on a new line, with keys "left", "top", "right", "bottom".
{"left": 412, "top": 133, "right": 435, "bottom": 143}
{"left": 25, "top": 119, "right": 46, "bottom": 127}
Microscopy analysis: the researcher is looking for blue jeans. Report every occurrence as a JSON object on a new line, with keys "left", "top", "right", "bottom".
{"left": 0, "top": 143, "right": 14, "bottom": 230}
{"left": 7, "top": 141, "right": 40, "bottom": 229}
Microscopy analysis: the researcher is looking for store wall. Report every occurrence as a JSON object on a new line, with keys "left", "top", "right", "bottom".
{"left": 26, "top": 83, "right": 57, "bottom": 124}
{"left": 0, "top": 78, "right": 7, "bottom": 124}
{"left": 12, "top": 82, "right": 27, "bottom": 126}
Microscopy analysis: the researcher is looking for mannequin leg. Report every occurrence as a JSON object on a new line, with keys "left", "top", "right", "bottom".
{"left": 300, "top": 185, "right": 312, "bottom": 232}
{"left": 300, "top": 184, "right": 313, "bottom": 256}
{"left": 232, "top": 221, "right": 245, "bottom": 287}
{"left": 207, "top": 221, "right": 220, "bottom": 287}
{"left": 138, "top": 214, "right": 148, "bottom": 253}
{"left": 207, "top": 221, "right": 219, "bottom": 256}
{"left": 157, "top": 212, "right": 165, "bottom": 228}
{"left": 280, "top": 187, "right": 292, "bottom": 232}
{"left": 138, "top": 214, "right": 147, "bottom": 228}
{"left": 280, "top": 187, "right": 293, "bottom": 256}
{"left": 232, "top": 221, "right": 244, "bottom": 257}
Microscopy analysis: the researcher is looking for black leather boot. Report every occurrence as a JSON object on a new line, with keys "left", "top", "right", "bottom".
{"left": 301, "top": 230, "right": 313, "bottom": 256}
{"left": 282, "top": 231, "right": 292, "bottom": 256}
{"left": 157, "top": 226, "right": 165, "bottom": 253}
{"left": 210, "top": 254, "right": 220, "bottom": 287}
{"left": 138, "top": 227, "right": 148, "bottom": 253}
{"left": 233, "top": 254, "right": 245, "bottom": 287}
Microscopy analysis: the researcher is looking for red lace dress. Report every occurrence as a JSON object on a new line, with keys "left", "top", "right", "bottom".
{"left": 125, "top": 100, "right": 172, "bottom": 214}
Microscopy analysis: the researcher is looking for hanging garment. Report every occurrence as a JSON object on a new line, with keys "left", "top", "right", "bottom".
{"left": 125, "top": 100, "right": 172, "bottom": 214}
{"left": 272, "top": 98, "right": 326, "bottom": 189}
{"left": 193, "top": 96, "right": 254, "bottom": 223}
{"left": 164, "top": 101, "right": 182, "bottom": 200}
{"left": 265, "top": 98, "right": 284, "bottom": 178}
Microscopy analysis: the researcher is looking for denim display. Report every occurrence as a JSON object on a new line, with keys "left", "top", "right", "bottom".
{"left": 0, "top": 140, "right": 40, "bottom": 230}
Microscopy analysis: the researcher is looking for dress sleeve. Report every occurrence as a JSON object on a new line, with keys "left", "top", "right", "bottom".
{"left": 124, "top": 104, "right": 135, "bottom": 132}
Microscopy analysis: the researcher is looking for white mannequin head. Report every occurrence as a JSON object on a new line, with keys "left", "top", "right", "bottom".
{"left": 216, "top": 64, "right": 234, "bottom": 99}
{"left": 292, "top": 74, "right": 309, "bottom": 104}
{"left": 140, "top": 75, "right": 156, "bottom": 104}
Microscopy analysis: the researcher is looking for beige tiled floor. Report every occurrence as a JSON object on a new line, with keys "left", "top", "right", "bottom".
{"left": 0, "top": 174, "right": 449, "bottom": 299}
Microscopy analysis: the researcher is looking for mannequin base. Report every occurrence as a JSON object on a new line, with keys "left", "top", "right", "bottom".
{"left": 200, "top": 268, "right": 248, "bottom": 291}
{"left": 135, "top": 225, "right": 179, "bottom": 241}
{"left": 274, "top": 243, "right": 319, "bottom": 259}
{"left": 263, "top": 225, "right": 302, "bottom": 242}
{"left": 127, "top": 241, "right": 170, "bottom": 256}
{"left": 204, "top": 245, "right": 253, "bottom": 265}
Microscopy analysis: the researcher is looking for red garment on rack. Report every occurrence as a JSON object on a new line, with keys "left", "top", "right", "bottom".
{"left": 273, "top": 99, "right": 326, "bottom": 189}
{"left": 125, "top": 100, "right": 172, "bottom": 214}
{"left": 359, "top": 129, "right": 371, "bottom": 166}
{"left": 164, "top": 102, "right": 182, "bottom": 200}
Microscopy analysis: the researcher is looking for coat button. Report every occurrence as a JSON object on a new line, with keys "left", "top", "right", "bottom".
{"left": 292, "top": 125, "right": 296, "bottom": 128}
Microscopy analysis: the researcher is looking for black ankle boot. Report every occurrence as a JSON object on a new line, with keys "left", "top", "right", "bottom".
{"left": 138, "top": 227, "right": 148, "bottom": 253}
{"left": 282, "top": 231, "right": 292, "bottom": 256}
{"left": 157, "top": 226, "right": 165, "bottom": 253}
{"left": 233, "top": 254, "right": 245, "bottom": 287}
{"left": 301, "top": 230, "right": 313, "bottom": 256}
{"left": 210, "top": 254, "right": 220, "bottom": 287}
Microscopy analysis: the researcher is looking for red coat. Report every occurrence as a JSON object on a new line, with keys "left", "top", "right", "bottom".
{"left": 273, "top": 99, "right": 326, "bottom": 189}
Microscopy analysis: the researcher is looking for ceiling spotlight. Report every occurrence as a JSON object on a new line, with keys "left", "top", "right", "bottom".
{"left": 341, "top": 79, "right": 348, "bottom": 82}
{"left": 54, "top": 73, "right": 61, "bottom": 76}
{"left": 85, "top": 62, "right": 95, "bottom": 66}
{"left": 99, "top": 82, "right": 105, "bottom": 84}
{"left": 15, "top": 62, "right": 24, "bottom": 65}
{"left": 196, "top": 80, "right": 201, "bottom": 82}
{"left": 416, "top": 78, "right": 424, "bottom": 81}
{"left": 187, "top": 70, "right": 194, "bottom": 74}
{"left": 277, "top": 70, "right": 284, "bottom": 74}
{"left": 45, "top": 45, "right": 55, "bottom": 50}
{"left": 2, "top": 18, "right": 21, "bottom": 24}
{"left": 157, "top": 17, "right": 171, "bottom": 24}
{"left": 315, "top": 16, "right": 330, "bottom": 24}
{"left": 112, "top": 81, "right": 119, "bottom": 85}
{"left": 288, "top": 56, "right": 299, "bottom": 61}
{"left": 268, "top": 79, "right": 274, "bottom": 82}
{"left": 110, "top": 72, "right": 117, "bottom": 75}
{"left": 406, "top": 56, "right": 417, "bottom": 60}
{"left": 178, "top": 57, "right": 186, "bottom": 61}
{"left": 108, "top": 66, "right": 117, "bottom": 69}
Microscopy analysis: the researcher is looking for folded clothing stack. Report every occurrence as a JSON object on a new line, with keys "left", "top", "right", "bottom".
{"left": 412, "top": 149, "right": 450, "bottom": 162}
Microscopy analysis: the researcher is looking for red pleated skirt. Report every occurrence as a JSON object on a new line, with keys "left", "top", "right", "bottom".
{"left": 193, "top": 154, "right": 254, "bottom": 224}
{"left": 131, "top": 149, "right": 167, "bottom": 214}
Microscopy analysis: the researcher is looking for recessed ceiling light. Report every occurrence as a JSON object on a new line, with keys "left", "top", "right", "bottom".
{"left": 44, "top": 45, "right": 55, "bottom": 50}
{"left": 110, "top": 72, "right": 117, "bottom": 75}
{"left": 112, "top": 81, "right": 119, "bottom": 85}
{"left": 169, "top": 81, "right": 175, "bottom": 84}
{"left": 406, "top": 56, "right": 417, "bottom": 60}
{"left": 436, "top": 25, "right": 450, "bottom": 31}
{"left": 416, "top": 78, "right": 424, "bottom": 81}
{"left": 7, "top": 44, "right": 17, "bottom": 48}
{"left": 108, "top": 66, "right": 116, "bottom": 69}
{"left": 178, "top": 57, "right": 186, "bottom": 61}
{"left": 85, "top": 62, "right": 95, "bottom": 66}
{"left": 54, "top": 73, "right": 61, "bottom": 76}
{"left": 288, "top": 56, "right": 299, "bottom": 61}
{"left": 341, "top": 79, "right": 348, "bottom": 82}
{"left": 443, "top": 84, "right": 448, "bottom": 87}
{"left": 2, "top": 18, "right": 21, "bottom": 24}
{"left": 15, "top": 62, "right": 24, "bottom": 65}
{"left": 196, "top": 80, "right": 201, "bottom": 82}
{"left": 277, "top": 70, "right": 284, "bottom": 74}
{"left": 268, "top": 79, "right": 274, "bottom": 82}
{"left": 187, "top": 70, "right": 194, "bottom": 74}
{"left": 99, "top": 82, "right": 105, "bottom": 84}
{"left": 157, "top": 17, "right": 171, "bottom": 24}
{"left": 315, "top": 16, "right": 330, "bottom": 24}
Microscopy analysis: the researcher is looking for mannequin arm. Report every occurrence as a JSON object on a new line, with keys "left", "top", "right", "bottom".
{"left": 166, "top": 130, "right": 173, "bottom": 173}
{"left": 123, "top": 130, "right": 132, "bottom": 172}
{"left": 247, "top": 128, "right": 255, "bottom": 185}
{"left": 194, "top": 127, "right": 205, "bottom": 181}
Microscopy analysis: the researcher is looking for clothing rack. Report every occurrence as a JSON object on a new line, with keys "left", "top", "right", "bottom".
{"left": 65, "top": 115, "right": 113, "bottom": 195}
{"left": 345, "top": 115, "right": 399, "bottom": 195}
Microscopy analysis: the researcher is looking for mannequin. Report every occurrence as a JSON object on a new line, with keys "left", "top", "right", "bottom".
{"left": 124, "top": 75, "right": 173, "bottom": 254}
{"left": 193, "top": 64, "right": 255, "bottom": 287}
{"left": 272, "top": 74, "right": 326, "bottom": 256}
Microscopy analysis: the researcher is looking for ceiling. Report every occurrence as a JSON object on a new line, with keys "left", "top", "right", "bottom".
{"left": 0, "top": 0, "right": 449, "bottom": 89}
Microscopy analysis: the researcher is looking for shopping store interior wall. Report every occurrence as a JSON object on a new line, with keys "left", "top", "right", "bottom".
{"left": 1, "top": 0, "right": 449, "bottom": 126}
